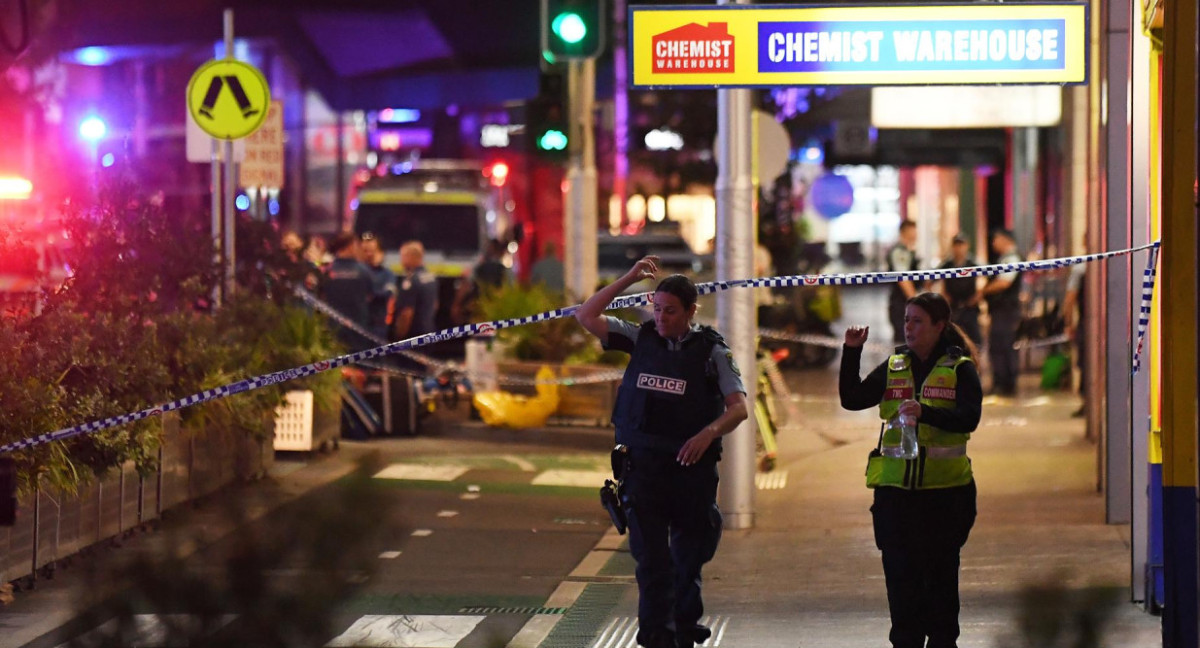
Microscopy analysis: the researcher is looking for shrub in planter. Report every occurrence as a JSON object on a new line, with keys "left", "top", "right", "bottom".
{"left": 0, "top": 179, "right": 342, "bottom": 495}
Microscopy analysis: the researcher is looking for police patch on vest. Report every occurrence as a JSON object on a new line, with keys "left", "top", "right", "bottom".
{"left": 887, "top": 378, "right": 910, "bottom": 388}
{"left": 887, "top": 387, "right": 913, "bottom": 400}
{"left": 922, "top": 386, "right": 956, "bottom": 400}
{"left": 725, "top": 351, "right": 741, "bottom": 376}
{"left": 637, "top": 373, "right": 687, "bottom": 395}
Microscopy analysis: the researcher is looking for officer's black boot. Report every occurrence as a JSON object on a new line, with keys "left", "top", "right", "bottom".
{"left": 676, "top": 623, "right": 711, "bottom": 648}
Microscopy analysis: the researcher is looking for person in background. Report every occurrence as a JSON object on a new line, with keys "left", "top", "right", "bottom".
{"left": 473, "top": 238, "right": 510, "bottom": 291}
{"left": 1062, "top": 262, "right": 1088, "bottom": 416}
{"left": 977, "top": 229, "right": 1022, "bottom": 397}
{"left": 839, "top": 292, "right": 982, "bottom": 648}
{"left": 393, "top": 240, "right": 439, "bottom": 340}
{"left": 886, "top": 221, "right": 922, "bottom": 344}
{"left": 281, "top": 230, "right": 321, "bottom": 291}
{"left": 575, "top": 256, "right": 748, "bottom": 648}
{"left": 937, "top": 235, "right": 983, "bottom": 348}
{"left": 530, "top": 241, "right": 565, "bottom": 295}
{"left": 360, "top": 234, "right": 397, "bottom": 342}
{"left": 303, "top": 234, "right": 331, "bottom": 271}
{"left": 321, "top": 232, "right": 374, "bottom": 346}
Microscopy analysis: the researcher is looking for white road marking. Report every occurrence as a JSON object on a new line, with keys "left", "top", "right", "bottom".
{"left": 326, "top": 614, "right": 485, "bottom": 647}
{"left": 531, "top": 470, "right": 610, "bottom": 488}
{"left": 501, "top": 455, "right": 538, "bottom": 471}
{"left": 437, "top": 510, "right": 459, "bottom": 518}
{"left": 589, "top": 616, "right": 730, "bottom": 648}
{"left": 755, "top": 470, "right": 789, "bottom": 490}
{"left": 378, "top": 551, "right": 402, "bottom": 559}
{"left": 374, "top": 464, "right": 469, "bottom": 482}
{"left": 411, "top": 529, "right": 433, "bottom": 537}
{"left": 56, "top": 614, "right": 237, "bottom": 648}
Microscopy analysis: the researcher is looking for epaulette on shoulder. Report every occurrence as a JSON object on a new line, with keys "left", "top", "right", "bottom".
{"left": 697, "top": 324, "right": 726, "bottom": 347}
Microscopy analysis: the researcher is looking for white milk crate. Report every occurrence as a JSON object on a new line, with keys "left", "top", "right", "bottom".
{"left": 273, "top": 390, "right": 315, "bottom": 451}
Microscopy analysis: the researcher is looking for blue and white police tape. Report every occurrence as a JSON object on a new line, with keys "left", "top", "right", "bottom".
{"left": 0, "top": 241, "right": 1160, "bottom": 455}
{"left": 1133, "top": 243, "right": 1159, "bottom": 375}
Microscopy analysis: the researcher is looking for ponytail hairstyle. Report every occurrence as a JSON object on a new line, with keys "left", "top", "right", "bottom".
{"left": 906, "top": 292, "right": 979, "bottom": 364}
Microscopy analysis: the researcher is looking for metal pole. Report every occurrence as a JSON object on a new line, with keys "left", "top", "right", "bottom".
{"left": 211, "top": 141, "right": 221, "bottom": 308}
{"left": 714, "top": 0, "right": 757, "bottom": 529}
{"left": 563, "top": 59, "right": 598, "bottom": 300}
{"left": 612, "top": 0, "right": 629, "bottom": 230}
{"left": 222, "top": 9, "right": 237, "bottom": 300}
{"left": 1103, "top": 0, "right": 1133, "bottom": 523}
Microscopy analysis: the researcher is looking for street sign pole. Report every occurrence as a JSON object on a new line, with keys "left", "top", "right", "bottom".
{"left": 714, "top": 0, "right": 757, "bottom": 531}
{"left": 222, "top": 8, "right": 237, "bottom": 301}
{"left": 564, "top": 58, "right": 598, "bottom": 300}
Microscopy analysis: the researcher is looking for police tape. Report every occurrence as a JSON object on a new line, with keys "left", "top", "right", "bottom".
{"left": 0, "top": 241, "right": 1160, "bottom": 455}
{"left": 295, "top": 288, "right": 625, "bottom": 387}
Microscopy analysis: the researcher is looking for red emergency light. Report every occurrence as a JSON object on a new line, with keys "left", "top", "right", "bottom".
{"left": 0, "top": 176, "right": 33, "bottom": 201}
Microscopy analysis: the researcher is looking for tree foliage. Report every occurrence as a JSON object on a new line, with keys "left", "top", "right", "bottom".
{"left": 0, "top": 180, "right": 342, "bottom": 494}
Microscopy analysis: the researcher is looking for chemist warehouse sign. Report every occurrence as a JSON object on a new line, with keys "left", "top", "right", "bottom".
{"left": 630, "top": 3, "right": 1088, "bottom": 88}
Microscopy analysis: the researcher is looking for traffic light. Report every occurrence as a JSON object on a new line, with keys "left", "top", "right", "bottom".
{"left": 540, "top": 0, "right": 606, "bottom": 63}
{"left": 527, "top": 91, "right": 569, "bottom": 159}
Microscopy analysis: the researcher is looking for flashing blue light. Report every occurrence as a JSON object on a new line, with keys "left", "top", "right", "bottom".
{"left": 268, "top": 199, "right": 280, "bottom": 216}
{"left": 100, "top": 153, "right": 116, "bottom": 167}
{"left": 235, "top": 194, "right": 251, "bottom": 211}
{"left": 76, "top": 47, "right": 112, "bottom": 66}
{"left": 349, "top": 198, "right": 360, "bottom": 210}
{"left": 802, "top": 146, "right": 824, "bottom": 164}
{"left": 79, "top": 116, "right": 107, "bottom": 142}
{"left": 378, "top": 108, "right": 421, "bottom": 124}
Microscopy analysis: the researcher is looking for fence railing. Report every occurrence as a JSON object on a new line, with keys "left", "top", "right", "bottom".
{"left": 1, "top": 413, "right": 274, "bottom": 588}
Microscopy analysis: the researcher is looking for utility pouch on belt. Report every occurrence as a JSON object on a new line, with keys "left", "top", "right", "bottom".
{"left": 601, "top": 445, "right": 629, "bottom": 534}
{"left": 865, "top": 423, "right": 885, "bottom": 489}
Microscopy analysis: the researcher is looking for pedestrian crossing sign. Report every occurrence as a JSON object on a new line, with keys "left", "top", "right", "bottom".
{"left": 186, "top": 58, "right": 271, "bottom": 140}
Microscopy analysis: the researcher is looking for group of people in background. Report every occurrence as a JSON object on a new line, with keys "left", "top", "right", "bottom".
{"left": 886, "top": 224, "right": 1029, "bottom": 398}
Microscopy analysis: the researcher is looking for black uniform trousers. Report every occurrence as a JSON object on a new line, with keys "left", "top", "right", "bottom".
{"left": 872, "top": 480, "right": 977, "bottom": 648}
{"left": 624, "top": 448, "right": 723, "bottom": 648}
{"left": 988, "top": 307, "right": 1021, "bottom": 395}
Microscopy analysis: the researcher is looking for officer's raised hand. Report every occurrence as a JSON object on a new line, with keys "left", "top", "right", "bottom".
{"left": 845, "top": 325, "right": 870, "bottom": 347}
{"left": 625, "top": 255, "right": 660, "bottom": 284}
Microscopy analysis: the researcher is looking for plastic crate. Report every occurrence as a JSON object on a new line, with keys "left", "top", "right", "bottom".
{"left": 273, "top": 390, "right": 315, "bottom": 451}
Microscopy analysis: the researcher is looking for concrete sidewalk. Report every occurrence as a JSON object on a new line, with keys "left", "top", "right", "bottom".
{"left": 570, "top": 387, "right": 1163, "bottom": 648}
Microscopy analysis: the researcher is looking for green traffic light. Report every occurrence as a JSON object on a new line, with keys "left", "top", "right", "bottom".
{"left": 551, "top": 12, "right": 587, "bottom": 44}
{"left": 538, "top": 129, "right": 569, "bottom": 151}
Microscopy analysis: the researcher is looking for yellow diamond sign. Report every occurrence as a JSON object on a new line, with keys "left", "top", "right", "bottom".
{"left": 186, "top": 59, "right": 271, "bottom": 140}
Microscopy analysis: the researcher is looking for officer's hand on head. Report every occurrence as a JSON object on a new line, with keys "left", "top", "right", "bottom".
{"left": 677, "top": 427, "right": 717, "bottom": 466}
{"left": 844, "top": 325, "right": 870, "bottom": 347}
{"left": 626, "top": 256, "right": 660, "bottom": 283}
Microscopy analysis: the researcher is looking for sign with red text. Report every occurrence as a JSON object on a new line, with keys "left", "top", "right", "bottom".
{"left": 239, "top": 101, "right": 284, "bottom": 188}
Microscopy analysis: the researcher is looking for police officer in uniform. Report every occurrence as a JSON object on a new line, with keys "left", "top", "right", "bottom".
{"left": 978, "top": 229, "right": 1022, "bottom": 396}
{"left": 887, "top": 221, "right": 923, "bottom": 344}
{"left": 839, "top": 292, "right": 983, "bottom": 648}
{"left": 321, "top": 232, "right": 375, "bottom": 347}
{"left": 393, "top": 240, "right": 439, "bottom": 340}
{"left": 576, "top": 256, "right": 748, "bottom": 648}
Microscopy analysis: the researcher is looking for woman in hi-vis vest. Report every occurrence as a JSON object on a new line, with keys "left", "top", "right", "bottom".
{"left": 839, "top": 292, "right": 983, "bottom": 648}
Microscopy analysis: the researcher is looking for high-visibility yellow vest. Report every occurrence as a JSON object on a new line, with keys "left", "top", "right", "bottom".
{"left": 866, "top": 352, "right": 974, "bottom": 490}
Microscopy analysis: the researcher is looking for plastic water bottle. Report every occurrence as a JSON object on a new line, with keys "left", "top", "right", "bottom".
{"left": 898, "top": 413, "right": 918, "bottom": 459}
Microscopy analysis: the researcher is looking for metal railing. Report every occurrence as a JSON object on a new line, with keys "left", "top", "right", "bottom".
{"left": 1, "top": 414, "right": 272, "bottom": 588}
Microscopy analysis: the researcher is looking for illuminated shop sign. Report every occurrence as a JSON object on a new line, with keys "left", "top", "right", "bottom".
{"left": 630, "top": 3, "right": 1088, "bottom": 87}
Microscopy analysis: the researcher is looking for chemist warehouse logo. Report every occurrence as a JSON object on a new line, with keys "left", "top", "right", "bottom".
{"left": 652, "top": 22, "right": 735, "bottom": 73}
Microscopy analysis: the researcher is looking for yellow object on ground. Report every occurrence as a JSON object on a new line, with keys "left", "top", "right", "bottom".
{"left": 472, "top": 366, "right": 560, "bottom": 428}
